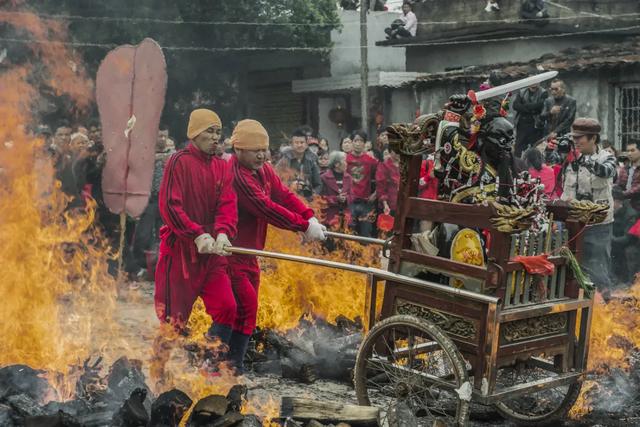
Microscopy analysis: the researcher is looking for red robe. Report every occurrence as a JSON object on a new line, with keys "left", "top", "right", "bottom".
{"left": 375, "top": 157, "right": 400, "bottom": 212}
{"left": 229, "top": 156, "right": 313, "bottom": 334}
{"left": 154, "top": 143, "right": 238, "bottom": 329}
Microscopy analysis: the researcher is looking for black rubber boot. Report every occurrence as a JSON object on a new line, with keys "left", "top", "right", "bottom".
{"left": 228, "top": 331, "right": 251, "bottom": 374}
{"left": 206, "top": 323, "right": 233, "bottom": 345}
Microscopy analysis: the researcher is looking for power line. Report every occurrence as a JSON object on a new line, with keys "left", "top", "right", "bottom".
{"left": 0, "top": 24, "right": 638, "bottom": 52}
{"left": 0, "top": 10, "right": 342, "bottom": 27}
{"left": 0, "top": 9, "right": 639, "bottom": 28}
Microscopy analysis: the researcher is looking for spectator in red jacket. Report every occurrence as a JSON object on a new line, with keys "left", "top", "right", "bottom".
{"left": 376, "top": 149, "right": 400, "bottom": 215}
{"left": 346, "top": 130, "right": 378, "bottom": 237}
{"left": 228, "top": 119, "right": 326, "bottom": 373}
{"left": 154, "top": 109, "right": 237, "bottom": 346}
{"left": 524, "top": 147, "right": 557, "bottom": 198}
{"left": 320, "top": 151, "right": 353, "bottom": 229}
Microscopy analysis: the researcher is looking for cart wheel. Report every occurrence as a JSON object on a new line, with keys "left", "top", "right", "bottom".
{"left": 354, "top": 315, "right": 471, "bottom": 427}
{"left": 493, "top": 359, "right": 582, "bottom": 426}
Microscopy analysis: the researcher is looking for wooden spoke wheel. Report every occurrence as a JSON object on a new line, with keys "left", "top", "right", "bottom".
{"left": 354, "top": 315, "right": 470, "bottom": 427}
{"left": 494, "top": 358, "right": 582, "bottom": 426}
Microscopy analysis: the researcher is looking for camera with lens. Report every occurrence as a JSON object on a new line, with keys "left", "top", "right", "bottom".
{"left": 555, "top": 134, "right": 573, "bottom": 154}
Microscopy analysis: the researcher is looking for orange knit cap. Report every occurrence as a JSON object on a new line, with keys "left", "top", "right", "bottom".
{"left": 187, "top": 109, "right": 222, "bottom": 139}
{"left": 231, "top": 119, "right": 269, "bottom": 150}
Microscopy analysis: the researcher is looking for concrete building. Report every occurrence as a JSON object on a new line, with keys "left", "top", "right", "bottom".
{"left": 291, "top": 10, "right": 423, "bottom": 149}
{"left": 377, "top": 0, "right": 640, "bottom": 148}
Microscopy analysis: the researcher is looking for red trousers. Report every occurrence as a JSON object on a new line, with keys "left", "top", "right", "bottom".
{"left": 154, "top": 238, "right": 237, "bottom": 330}
{"left": 229, "top": 256, "right": 261, "bottom": 335}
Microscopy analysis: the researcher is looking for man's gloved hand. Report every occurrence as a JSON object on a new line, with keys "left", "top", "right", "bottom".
{"left": 194, "top": 233, "right": 216, "bottom": 254}
{"left": 304, "top": 217, "right": 327, "bottom": 242}
{"left": 212, "top": 233, "right": 232, "bottom": 256}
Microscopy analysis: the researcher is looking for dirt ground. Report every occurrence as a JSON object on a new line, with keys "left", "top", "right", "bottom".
{"left": 114, "top": 282, "right": 635, "bottom": 427}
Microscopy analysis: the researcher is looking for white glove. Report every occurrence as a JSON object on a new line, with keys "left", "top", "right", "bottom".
{"left": 304, "top": 217, "right": 326, "bottom": 242}
{"left": 212, "top": 233, "right": 232, "bottom": 256}
{"left": 194, "top": 233, "right": 215, "bottom": 254}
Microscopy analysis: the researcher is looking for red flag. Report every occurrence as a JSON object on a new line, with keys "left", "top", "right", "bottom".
{"left": 96, "top": 38, "right": 167, "bottom": 218}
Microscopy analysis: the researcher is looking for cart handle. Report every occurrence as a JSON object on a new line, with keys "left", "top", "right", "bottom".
{"left": 325, "top": 231, "right": 385, "bottom": 246}
{"left": 228, "top": 246, "right": 499, "bottom": 305}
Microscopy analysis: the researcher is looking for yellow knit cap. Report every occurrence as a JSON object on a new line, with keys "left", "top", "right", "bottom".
{"left": 231, "top": 119, "right": 269, "bottom": 150}
{"left": 187, "top": 109, "right": 222, "bottom": 140}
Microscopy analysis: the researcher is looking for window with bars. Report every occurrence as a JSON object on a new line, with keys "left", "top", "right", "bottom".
{"left": 616, "top": 85, "right": 640, "bottom": 149}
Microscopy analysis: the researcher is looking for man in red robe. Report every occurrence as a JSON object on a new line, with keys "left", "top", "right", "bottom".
{"left": 155, "top": 109, "right": 238, "bottom": 346}
{"left": 226, "top": 119, "right": 326, "bottom": 372}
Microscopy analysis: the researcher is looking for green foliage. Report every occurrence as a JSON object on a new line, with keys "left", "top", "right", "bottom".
{"left": 34, "top": 0, "right": 340, "bottom": 134}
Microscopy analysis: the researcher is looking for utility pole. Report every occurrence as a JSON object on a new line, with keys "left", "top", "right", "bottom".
{"left": 360, "top": 0, "right": 368, "bottom": 131}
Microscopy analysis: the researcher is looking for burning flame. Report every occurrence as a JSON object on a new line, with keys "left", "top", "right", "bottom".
{"left": 0, "top": 11, "right": 120, "bottom": 402}
{"left": 571, "top": 278, "right": 640, "bottom": 417}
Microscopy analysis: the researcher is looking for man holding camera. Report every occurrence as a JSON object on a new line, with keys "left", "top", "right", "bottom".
{"left": 276, "top": 126, "right": 322, "bottom": 199}
{"left": 561, "top": 118, "right": 617, "bottom": 288}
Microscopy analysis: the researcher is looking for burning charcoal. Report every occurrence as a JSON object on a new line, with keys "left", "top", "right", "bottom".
{"left": 284, "top": 418, "right": 304, "bottom": 427}
{"left": 6, "top": 393, "right": 44, "bottom": 418}
{"left": 75, "top": 357, "right": 106, "bottom": 401}
{"left": 281, "top": 358, "right": 317, "bottom": 384}
{"left": 252, "top": 360, "right": 283, "bottom": 376}
{"left": 211, "top": 412, "right": 244, "bottom": 427}
{"left": 42, "top": 400, "right": 91, "bottom": 418}
{"left": 226, "top": 385, "right": 247, "bottom": 413}
{"left": 387, "top": 401, "right": 417, "bottom": 427}
{"left": 106, "top": 358, "right": 150, "bottom": 402}
{"left": 238, "top": 414, "right": 262, "bottom": 427}
{"left": 24, "top": 411, "right": 81, "bottom": 427}
{"left": 0, "top": 403, "right": 14, "bottom": 427}
{"left": 0, "top": 365, "right": 53, "bottom": 402}
{"left": 111, "top": 388, "right": 149, "bottom": 427}
{"left": 334, "top": 315, "right": 363, "bottom": 333}
{"left": 149, "top": 389, "right": 192, "bottom": 427}
{"left": 188, "top": 395, "right": 229, "bottom": 426}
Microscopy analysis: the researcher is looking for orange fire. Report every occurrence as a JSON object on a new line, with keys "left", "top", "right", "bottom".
{"left": 570, "top": 278, "right": 640, "bottom": 417}
{"left": 0, "top": 9, "right": 121, "bottom": 402}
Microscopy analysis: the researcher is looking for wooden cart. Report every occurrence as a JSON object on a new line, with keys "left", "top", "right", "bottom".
{"left": 352, "top": 154, "right": 594, "bottom": 426}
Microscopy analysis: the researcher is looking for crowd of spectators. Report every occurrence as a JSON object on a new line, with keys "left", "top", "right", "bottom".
{"left": 36, "top": 74, "right": 639, "bottom": 288}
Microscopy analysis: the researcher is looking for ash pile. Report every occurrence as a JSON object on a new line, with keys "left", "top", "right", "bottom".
{"left": 247, "top": 315, "right": 363, "bottom": 384}
{"left": 574, "top": 347, "right": 640, "bottom": 426}
{"left": 0, "top": 358, "right": 259, "bottom": 427}
{"left": 183, "top": 314, "right": 364, "bottom": 385}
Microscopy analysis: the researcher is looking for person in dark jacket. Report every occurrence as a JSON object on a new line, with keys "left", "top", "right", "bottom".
{"left": 320, "top": 151, "right": 353, "bottom": 229}
{"left": 276, "top": 127, "right": 322, "bottom": 198}
{"left": 540, "top": 79, "right": 577, "bottom": 138}
{"left": 513, "top": 84, "right": 548, "bottom": 156}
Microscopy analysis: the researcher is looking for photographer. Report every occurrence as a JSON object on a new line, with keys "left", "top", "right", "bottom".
{"left": 276, "top": 126, "right": 322, "bottom": 199}
{"left": 561, "top": 118, "right": 617, "bottom": 289}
